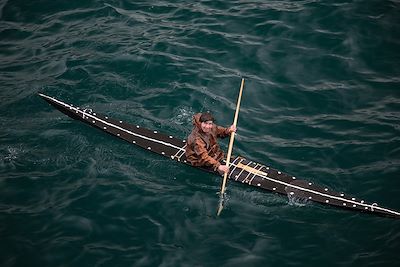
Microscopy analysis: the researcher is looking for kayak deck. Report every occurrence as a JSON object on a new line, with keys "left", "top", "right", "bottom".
{"left": 38, "top": 93, "right": 400, "bottom": 219}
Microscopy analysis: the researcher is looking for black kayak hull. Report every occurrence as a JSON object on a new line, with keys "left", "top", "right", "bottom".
{"left": 38, "top": 93, "right": 400, "bottom": 219}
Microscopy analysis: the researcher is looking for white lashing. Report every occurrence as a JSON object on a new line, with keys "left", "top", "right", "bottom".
{"left": 173, "top": 144, "right": 187, "bottom": 160}
{"left": 82, "top": 108, "right": 93, "bottom": 119}
{"left": 233, "top": 160, "right": 253, "bottom": 182}
{"left": 227, "top": 156, "right": 242, "bottom": 178}
{"left": 241, "top": 163, "right": 260, "bottom": 184}
{"left": 248, "top": 163, "right": 263, "bottom": 185}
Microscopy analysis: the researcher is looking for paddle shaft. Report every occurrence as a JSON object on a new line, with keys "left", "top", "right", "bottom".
{"left": 219, "top": 78, "right": 245, "bottom": 195}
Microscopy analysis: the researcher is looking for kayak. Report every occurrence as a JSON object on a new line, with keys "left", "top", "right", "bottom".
{"left": 38, "top": 93, "right": 400, "bottom": 219}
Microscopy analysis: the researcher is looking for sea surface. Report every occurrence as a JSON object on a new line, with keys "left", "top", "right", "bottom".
{"left": 1, "top": 0, "right": 400, "bottom": 266}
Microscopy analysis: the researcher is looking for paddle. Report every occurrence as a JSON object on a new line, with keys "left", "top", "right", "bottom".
{"left": 217, "top": 78, "right": 245, "bottom": 216}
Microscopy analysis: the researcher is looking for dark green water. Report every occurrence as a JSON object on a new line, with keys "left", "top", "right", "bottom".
{"left": 1, "top": 0, "right": 400, "bottom": 266}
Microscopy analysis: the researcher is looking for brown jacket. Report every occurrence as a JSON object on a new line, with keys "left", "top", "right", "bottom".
{"left": 185, "top": 113, "right": 230, "bottom": 170}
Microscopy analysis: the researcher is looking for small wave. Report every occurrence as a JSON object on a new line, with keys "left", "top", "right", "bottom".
{"left": 287, "top": 194, "right": 309, "bottom": 207}
{"left": 3, "top": 145, "right": 22, "bottom": 161}
{"left": 0, "top": 145, "right": 25, "bottom": 169}
{"left": 170, "top": 106, "right": 194, "bottom": 125}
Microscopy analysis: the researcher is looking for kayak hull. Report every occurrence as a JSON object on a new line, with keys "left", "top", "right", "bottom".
{"left": 38, "top": 93, "right": 400, "bottom": 219}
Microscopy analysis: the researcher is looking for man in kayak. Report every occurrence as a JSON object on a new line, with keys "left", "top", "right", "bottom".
{"left": 185, "top": 112, "right": 236, "bottom": 175}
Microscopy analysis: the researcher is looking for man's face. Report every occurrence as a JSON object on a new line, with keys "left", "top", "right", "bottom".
{"left": 201, "top": 121, "right": 213, "bottom": 133}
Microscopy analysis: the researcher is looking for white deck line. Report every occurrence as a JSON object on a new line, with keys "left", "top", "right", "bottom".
{"left": 40, "top": 93, "right": 184, "bottom": 151}
{"left": 228, "top": 160, "right": 400, "bottom": 216}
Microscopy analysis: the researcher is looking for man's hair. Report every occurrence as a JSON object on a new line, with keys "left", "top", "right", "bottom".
{"left": 200, "top": 112, "right": 215, "bottom": 123}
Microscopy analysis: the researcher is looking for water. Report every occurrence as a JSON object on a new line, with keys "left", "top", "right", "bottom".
{"left": 1, "top": 0, "right": 400, "bottom": 266}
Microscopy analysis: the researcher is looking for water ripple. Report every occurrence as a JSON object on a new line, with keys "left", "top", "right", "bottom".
{"left": 1, "top": 0, "right": 400, "bottom": 266}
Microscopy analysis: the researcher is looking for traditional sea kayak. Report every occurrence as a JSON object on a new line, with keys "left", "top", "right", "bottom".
{"left": 38, "top": 93, "right": 400, "bottom": 219}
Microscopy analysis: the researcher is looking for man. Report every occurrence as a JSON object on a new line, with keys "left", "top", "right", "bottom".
{"left": 185, "top": 112, "right": 236, "bottom": 174}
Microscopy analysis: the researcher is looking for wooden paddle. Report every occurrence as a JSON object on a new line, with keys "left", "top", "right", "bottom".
{"left": 217, "top": 78, "right": 245, "bottom": 216}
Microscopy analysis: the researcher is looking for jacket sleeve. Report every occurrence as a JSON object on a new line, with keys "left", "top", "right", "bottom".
{"left": 193, "top": 137, "right": 221, "bottom": 170}
{"left": 216, "top": 125, "right": 230, "bottom": 138}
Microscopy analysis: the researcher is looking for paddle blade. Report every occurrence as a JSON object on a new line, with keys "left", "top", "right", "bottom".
{"left": 216, "top": 191, "right": 227, "bottom": 216}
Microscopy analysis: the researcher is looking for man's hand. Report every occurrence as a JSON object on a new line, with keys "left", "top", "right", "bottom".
{"left": 228, "top": 125, "right": 237, "bottom": 133}
{"left": 218, "top": 164, "right": 229, "bottom": 175}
